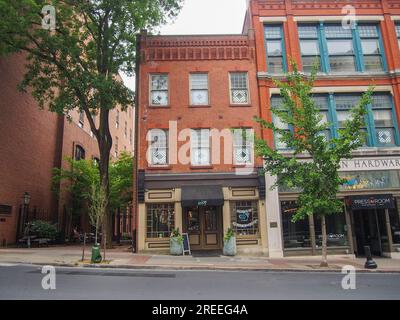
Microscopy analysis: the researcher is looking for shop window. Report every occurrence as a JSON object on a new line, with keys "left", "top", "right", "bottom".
{"left": 150, "top": 74, "right": 169, "bottom": 106}
{"left": 233, "top": 128, "right": 254, "bottom": 165}
{"left": 146, "top": 203, "right": 175, "bottom": 238}
{"left": 231, "top": 201, "right": 259, "bottom": 236}
{"left": 190, "top": 73, "right": 209, "bottom": 106}
{"left": 390, "top": 199, "right": 400, "bottom": 244}
{"left": 265, "top": 25, "right": 286, "bottom": 73}
{"left": 75, "top": 145, "right": 85, "bottom": 161}
{"left": 148, "top": 129, "right": 168, "bottom": 166}
{"left": 230, "top": 72, "right": 249, "bottom": 105}
{"left": 190, "top": 129, "right": 210, "bottom": 166}
{"left": 298, "top": 25, "right": 321, "bottom": 72}
{"left": 314, "top": 213, "right": 349, "bottom": 248}
{"left": 281, "top": 201, "right": 311, "bottom": 249}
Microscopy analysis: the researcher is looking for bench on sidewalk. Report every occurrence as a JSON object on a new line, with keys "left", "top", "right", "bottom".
{"left": 17, "top": 236, "right": 51, "bottom": 248}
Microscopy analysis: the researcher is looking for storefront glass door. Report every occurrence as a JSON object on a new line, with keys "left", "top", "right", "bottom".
{"left": 184, "top": 206, "right": 222, "bottom": 251}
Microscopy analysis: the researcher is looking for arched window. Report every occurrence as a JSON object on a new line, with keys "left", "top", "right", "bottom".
{"left": 75, "top": 145, "right": 86, "bottom": 161}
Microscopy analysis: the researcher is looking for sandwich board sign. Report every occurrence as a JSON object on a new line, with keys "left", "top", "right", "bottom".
{"left": 182, "top": 233, "right": 191, "bottom": 256}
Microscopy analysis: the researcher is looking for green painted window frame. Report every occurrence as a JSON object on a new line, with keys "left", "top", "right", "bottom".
{"left": 264, "top": 24, "right": 287, "bottom": 74}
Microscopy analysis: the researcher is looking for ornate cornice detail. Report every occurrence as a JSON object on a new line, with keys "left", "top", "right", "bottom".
{"left": 142, "top": 35, "right": 255, "bottom": 62}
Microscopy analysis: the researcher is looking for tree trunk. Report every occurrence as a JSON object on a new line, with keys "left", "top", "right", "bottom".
{"left": 98, "top": 108, "right": 113, "bottom": 249}
{"left": 320, "top": 215, "right": 329, "bottom": 267}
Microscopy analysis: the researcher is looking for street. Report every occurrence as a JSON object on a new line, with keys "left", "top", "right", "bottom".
{"left": 0, "top": 264, "right": 399, "bottom": 300}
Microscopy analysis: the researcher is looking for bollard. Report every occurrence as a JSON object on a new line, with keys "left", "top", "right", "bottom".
{"left": 364, "top": 246, "right": 378, "bottom": 269}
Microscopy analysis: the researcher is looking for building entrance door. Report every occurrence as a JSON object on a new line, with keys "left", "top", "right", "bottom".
{"left": 183, "top": 206, "right": 222, "bottom": 251}
{"left": 353, "top": 209, "right": 386, "bottom": 256}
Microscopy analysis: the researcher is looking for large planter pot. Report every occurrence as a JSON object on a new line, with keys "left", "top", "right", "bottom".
{"left": 170, "top": 237, "right": 183, "bottom": 256}
{"left": 223, "top": 236, "right": 237, "bottom": 256}
{"left": 91, "top": 245, "right": 102, "bottom": 263}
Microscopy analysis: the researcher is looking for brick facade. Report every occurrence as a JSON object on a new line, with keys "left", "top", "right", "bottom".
{"left": 0, "top": 53, "right": 134, "bottom": 245}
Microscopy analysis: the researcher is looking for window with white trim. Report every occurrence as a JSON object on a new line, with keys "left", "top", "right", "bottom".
{"left": 150, "top": 74, "right": 169, "bottom": 106}
{"left": 149, "top": 129, "right": 168, "bottom": 166}
{"left": 230, "top": 72, "right": 249, "bottom": 105}
{"left": 190, "top": 73, "right": 209, "bottom": 105}
{"left": 233, "top": 128, "right": 254, "bottom": 165}
{"left": 191, "top": 129, "right": 210, "bottom": 166}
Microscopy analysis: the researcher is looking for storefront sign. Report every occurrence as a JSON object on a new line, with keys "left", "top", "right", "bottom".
{"left": 340, "top": 157, "right": 400, "bottom": 172}
{"left": 197, "top": 200, "right": 207, "bottom": 207}
{"left": 234, "top": 209, "right": 255, "bottom": 228}
{"left": 346, "top": 194, "right": 395, "bottom": 210}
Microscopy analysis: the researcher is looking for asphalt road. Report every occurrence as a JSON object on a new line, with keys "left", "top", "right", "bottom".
{"left": 0, "top": 264, "right": 399, "bottom": 300}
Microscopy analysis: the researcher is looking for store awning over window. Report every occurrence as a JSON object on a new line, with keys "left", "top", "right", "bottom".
{"left": 181, "top": 185, "right": 224, "bottom": 207}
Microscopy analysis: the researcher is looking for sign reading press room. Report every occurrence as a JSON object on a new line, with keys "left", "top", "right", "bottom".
{"left": 346, "top": 194, "right": 396, "bottom": 210}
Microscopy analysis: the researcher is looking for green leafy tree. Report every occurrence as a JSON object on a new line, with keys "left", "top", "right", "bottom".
{"left": 53, "top": 153, "right": 133, "bottom": 237}
{"left": 0, "top": 0, "right": 184, "bottom": 245}
{"left": 255, "top": 62, "right": 373, "bottom": 267}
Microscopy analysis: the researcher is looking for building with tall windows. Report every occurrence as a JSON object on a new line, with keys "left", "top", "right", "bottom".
{"left": 246, "top": 0, "right": 400, "bottom": 258}
{"left": 0, "top": 53, "right": 134, "bottom": 245}
{"left": 135, "top": 0, "right": 400, "bottom": 259}
{"left": 135, "top": 32, "right": 268, "bottom": 254}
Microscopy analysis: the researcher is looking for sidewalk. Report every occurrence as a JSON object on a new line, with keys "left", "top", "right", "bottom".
{"left": 0, "top": 245, "right": 399, "bottom": 273}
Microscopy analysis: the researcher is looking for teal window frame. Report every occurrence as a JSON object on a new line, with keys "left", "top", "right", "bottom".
{"left": 264, "top": 24, "right": 287, "bottom": 74}
{"left": 269, "top": 92, "right": 399, "bottom": 150}
{"left": 298, "top": 24, "right": 324, "bottom": 72}
{"left": 297, "top": 23, "right": 387, "bottom": 73}
{"left": 271, "top": 95, "right": 293, "bottom": 150}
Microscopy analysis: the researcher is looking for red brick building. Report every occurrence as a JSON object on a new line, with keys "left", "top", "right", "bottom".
{"left": 246, "top": 0, "right": 400, "bottom": 258}
{"left": 0, "top": 53, "right": 134, "bottom": 245}
{"left": 135, "top": 0, "right": 400, "bottom": 258}
{"left": 135, "top": 31, "right": 269, "bottom": 254}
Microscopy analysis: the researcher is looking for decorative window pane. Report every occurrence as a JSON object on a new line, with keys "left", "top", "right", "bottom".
{"left": 358, "top": 25, "right": 379, "bottom": 38}
{"left": 150, "top": 74, "right": 169, "bottom": 106}
{"left": 376, "top": 128, "right": 396, "bottom": 146}
{"left": 265, "top": 26, "right": 282, "bottom": 39}
{"left": 190, "top": 73, "right": 209, "bottom": 105}
{"left": 233, "top": 128, "right": 254, "bottom": 165}
{"left": 149, "top": 129, "right": 168, "bottom": 165}
{"left": 191, "top": 129, "right": 210, "bottom": 166}
{"left": 231, "top": 201, "right": 259, "bottom": 236}
{"left": 230, "top": 73, "right": 249, "bottom": 104}
{"left": 298, "top": 25, "right": 318, "bottom": 38}
{"left": 371, "top": 94, "right": 392, "bottom": 109}
{"left": 324, "top": 25, "right": 352, "bottom": 38}
{"left": 146, "top": 203, "right": 175, "bottom": 238}
{"left": 334, "top": 95, "right": 361, "bottom": 110}
{"left": 313, "top": 95, "right": 329, "bottom": 110}
{"left": 371, "top": 94, "right": 396, "bottom": 147}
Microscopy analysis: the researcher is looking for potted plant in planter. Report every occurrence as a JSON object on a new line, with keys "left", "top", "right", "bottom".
{"left": 223, "top": 228, "right": 237, "bottom": 256}
{"left": 170, "top": 228, "right": 183, "bottom": 256}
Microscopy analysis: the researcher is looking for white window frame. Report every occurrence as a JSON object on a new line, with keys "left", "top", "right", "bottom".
{"left": 229, "top": 72, "right": 250, "bottom": 105}
{"left": 189, "top": 73, "right": 209, "bottom": 106}
{"left": 148, "top": 129, "right": 169, "bottom": 166}
{"left": 150, "top": 74, "right": 169, "bottom": 107}
{"left": 233, "top": 128, "right": 254, "bottom": 165}
{"left": 190, "top": 129, "right": 211, "bottom": 166}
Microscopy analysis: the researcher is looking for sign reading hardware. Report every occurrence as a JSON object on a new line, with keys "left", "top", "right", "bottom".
{"left": 346, "top": 194, "right": 395, "bottom": 210}
{"left": 339, "top": 157, "right": 400, "bottom": 172}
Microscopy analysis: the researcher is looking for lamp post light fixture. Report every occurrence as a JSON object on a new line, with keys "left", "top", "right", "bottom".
{"left": 23, "top": 192, "right": 31, "bottom": 206}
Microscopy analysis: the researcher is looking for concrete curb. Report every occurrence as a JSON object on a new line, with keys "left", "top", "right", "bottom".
{"left": 3, "top": 261, "right": 400, "bottom": 274}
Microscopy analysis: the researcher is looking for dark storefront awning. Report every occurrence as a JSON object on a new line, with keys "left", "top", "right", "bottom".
{"left": 181, "top": 185, "right": 224, "bottom": 207}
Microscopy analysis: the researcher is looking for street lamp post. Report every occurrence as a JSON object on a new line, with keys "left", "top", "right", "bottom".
{"left": 22, "top": 192, "right": 31, "bottom": 247}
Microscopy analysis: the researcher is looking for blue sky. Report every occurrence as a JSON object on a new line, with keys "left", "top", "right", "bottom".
{"left": 121, "top": 0, "right": 248, "bottom": 90}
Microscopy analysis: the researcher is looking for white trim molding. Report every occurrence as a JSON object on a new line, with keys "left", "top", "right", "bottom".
{"left": 391, "top": 16, "right": 400, "bottom": 21}
{"left": 260, "top": 17, "right": 287, "bottom": 23}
